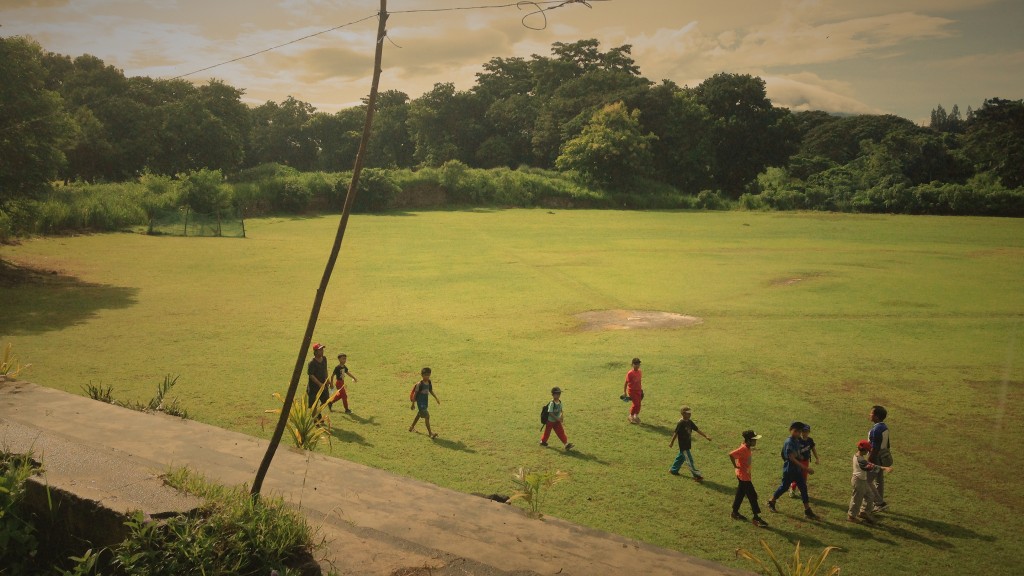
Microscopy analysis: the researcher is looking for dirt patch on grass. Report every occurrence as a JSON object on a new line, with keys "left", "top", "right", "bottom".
{"left": 768, "top": 272, "right": 827, "bottom": 287}
{"left": 575, "top": 310, "right": 703, "bottom": 331}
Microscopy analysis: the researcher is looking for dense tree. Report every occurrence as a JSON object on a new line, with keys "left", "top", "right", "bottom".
{"left": 556, "top": 101, "right": 656, "bottom": 187}
{"left": 963, "top": 98, "right": 1024, "bottom": 188}
{"left": 0, "top": 36, "right": 74, "bottom": 204}
{"left": 247, "top": 96, "right": 318, "bottom": 170}
{"left": 406, "top": 83, "right": 487, "bottom": 166}
{"left": 365, "top": 90, "right": 414, "bottom": 168}
{"left": 693, "top": 73, "right": 797, "bottom": 197}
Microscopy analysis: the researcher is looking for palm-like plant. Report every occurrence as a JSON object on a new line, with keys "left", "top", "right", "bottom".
{"left": 0, "top": 342, "right": 31, "bottom": 381}
{"left": 509, "top": 467, "right": 569, "bottom": 519}
{"left": 266, "top": 383, "right": 332, "bottom": 451}
{"left": 736, "top": 539, "right": 841, "bottom": 576}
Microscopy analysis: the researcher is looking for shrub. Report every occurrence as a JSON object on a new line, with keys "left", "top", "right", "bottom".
{"left": 179, "top": 169, "right": 232, "bottom": 214}
{"left": 0, "top": 452, "right": 40, "bottom": 573}
{"left": 351, "top": 168, "right": 401, "bottom": 213}
{"left": 696, "top": 189, "right": 728, "bottom": 210}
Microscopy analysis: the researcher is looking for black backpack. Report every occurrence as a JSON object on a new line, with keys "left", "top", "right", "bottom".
{"left": 540, "top": 403, "right": 549, "bottom": 425}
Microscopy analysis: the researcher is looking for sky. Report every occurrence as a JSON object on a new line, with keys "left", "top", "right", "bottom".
{"left": 3, "top": 0, "right": 1022, "bottom": 124}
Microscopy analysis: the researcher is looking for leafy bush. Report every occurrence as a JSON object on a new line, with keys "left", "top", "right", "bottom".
{"left": 67, "top": 467, "right": 319, "bottom": 576}
{"left": 509, "top": 467, "right": 569, "bottom": 519}
{"left": 0, "top": 452, "right": 40, "bottom": 573}
{"left": 351, "top": 168, "right": 401, "bottom": 213}
{"left": 179, "top": 168, "right": 231, "bottom": 214}
{"left": 695, "top": 189, "right": 728, "bottom": 210}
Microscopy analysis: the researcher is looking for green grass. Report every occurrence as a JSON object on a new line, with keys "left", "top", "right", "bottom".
{"left": 1, "top": 210, "right": 1022, "bottom": 575}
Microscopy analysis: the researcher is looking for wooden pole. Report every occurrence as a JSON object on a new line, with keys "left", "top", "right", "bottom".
{"left": 251, "top": 0, "right": 389, "bottom": 497}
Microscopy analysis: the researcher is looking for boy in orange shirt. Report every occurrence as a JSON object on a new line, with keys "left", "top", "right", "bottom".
{"left": 729, "top": 430, "right": 768, "bottom": 528}
{"left": 624, "top": 357, "right": 643, "bottom": 424}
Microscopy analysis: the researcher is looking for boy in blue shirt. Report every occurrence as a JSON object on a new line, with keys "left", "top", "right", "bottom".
{"left": 766, "top": 421, "right": 818, "bottom": 520}
{"left": 790, "top": 423, "right": 818, "bottom": 497}
{"left": 408, "top": 367, "right": 441, "bottom": 438}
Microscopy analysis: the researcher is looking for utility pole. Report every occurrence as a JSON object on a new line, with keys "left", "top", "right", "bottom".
{"left": 251, "top": 0, "right": 389, "bottom": 497}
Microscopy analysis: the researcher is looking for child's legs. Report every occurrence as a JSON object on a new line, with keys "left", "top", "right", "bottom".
{"left": 552, "top": 422, "right": 568, "bottom": 444}
{"left": 790, "top": 459, "right": 809, "bottom": 489}
{"left": 423, "top": 414, "right": 433, "bottom": 435}
{"left": 671, "top": 451, "right": 685, "bottom": 473}
{"left": 742, "top": 481, "right": 761, "bottom": 515}
{"left": 682, "top": 450, "right": 701, "bottom": 477}
{"left": 793, "top": 472, "right": 810, "bottom": 505}
{"left": 732, "top": 482, "right": 746, "bottom": 512}
{"left": 629, "top": 391, "right": 642, "bottom": 415}
{"left": 541, "top": 422, "right": 554, "bottom": 442}
{"left": 872, "top": 468, "right": 885, "bottom": 501}
{"left": 329, "top": 388, "right": 348, "bottom": 406}
{"left": 848, "top": 479, "right": 867, "bottom": 517}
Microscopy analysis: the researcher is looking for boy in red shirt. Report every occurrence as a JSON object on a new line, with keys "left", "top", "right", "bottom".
{"left": 729, "top": 429, "right": 768, "bottom": 528}
{"left": 624, "top": 357, "right": 643, "bottom": 424}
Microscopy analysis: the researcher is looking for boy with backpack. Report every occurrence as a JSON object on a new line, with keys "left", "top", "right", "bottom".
{"left": 408, "top": 367, "right": 440, "bottom": 438}
{"left": 540, "top": 387, "right": 574, "bottom": 451}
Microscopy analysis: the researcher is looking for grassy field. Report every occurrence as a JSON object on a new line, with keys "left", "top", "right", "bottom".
{"left": 2, "top": 209, "right": 1022, "bottom": 575}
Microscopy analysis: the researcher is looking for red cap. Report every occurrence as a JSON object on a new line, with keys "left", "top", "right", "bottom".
{"left": 857, "top": 440, "right": 871, "bottom": 451}
{"left": 313, "top": 343, "right": 325, "bottom": 351}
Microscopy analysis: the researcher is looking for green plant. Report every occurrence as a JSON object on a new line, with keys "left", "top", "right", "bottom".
{"left": 1, "top": 342, "right": 31, "bottom": 381}
{"left": 93, "top": 375, "right": 189, "bottom": 418}
{"left": 0, "top": 452, "right": 40, "bottom": 573}
{"left": 81, "top": 382, "right": 114, "bottom": 403}
{"left": 736, "top": 539, "right": 840, "bottom": 576}
{"left": 265, "top": 385, "right": 332, "bottom": 451}
{"left": 509, "top": 467, "right": 568, "bottom": 519}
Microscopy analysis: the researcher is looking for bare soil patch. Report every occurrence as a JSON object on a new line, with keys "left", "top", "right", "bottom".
{"left": 574, "top": 310, "right": 703, "bottom": 331}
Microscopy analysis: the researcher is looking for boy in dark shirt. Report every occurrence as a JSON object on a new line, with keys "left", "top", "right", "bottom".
{"left": 327, "top": 353, "right": 359, "bottom": 413}
{"left": 669, "top": 406, "right": 712, "bottom": 481}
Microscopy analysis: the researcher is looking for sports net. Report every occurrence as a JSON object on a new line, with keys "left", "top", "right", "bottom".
{"left": 148, "top": 207, "right": 246, "bottom": 237}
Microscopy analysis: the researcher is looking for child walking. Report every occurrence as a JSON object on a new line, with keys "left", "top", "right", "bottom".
{"left": 849, "top": 439, "right": 893, "bottom": 524}
{"left": 729, "top": 430, "right": 768, "bottom": 528}
{"left": 790, "top": 423, "right": 819, "bottom": 497}
{"left": 540, "top": 387, "right": 574, "bottom": 451}
{"left": 766, "top": 421, "right": 819, "bottom": 520}
{"left": 624, "top": 357, "right": 643, "bottom": 424}
{"left": 669, "top": 406, "right": 712, "bottom": 481}
{"left": 327, "top": 353, "right": 358, "bottom": 413}
{"left": 408, "top": 367, "right": 440, "bottom": 438}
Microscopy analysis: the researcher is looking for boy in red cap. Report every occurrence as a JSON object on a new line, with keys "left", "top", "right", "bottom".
{"left": 306, "top": 343, "right": 330, "bottom": 413}
{"left": 327, "top": 353, "right": 358, "bottom": 413}
{"left": 849, "top": 439, "right": 893, "bottom": 524}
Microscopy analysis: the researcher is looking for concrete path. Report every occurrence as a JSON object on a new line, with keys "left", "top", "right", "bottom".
{"left": 0, "top": 380, "right": 748, "bottom": 575}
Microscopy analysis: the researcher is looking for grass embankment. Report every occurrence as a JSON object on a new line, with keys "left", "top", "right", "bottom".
{"left": 1, "top": 210, "right": 1022, "bottom": 575}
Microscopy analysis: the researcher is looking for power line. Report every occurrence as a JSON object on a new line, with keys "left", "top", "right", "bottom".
{"left": 5, "top": 0, "right": 607, "bottom": 131}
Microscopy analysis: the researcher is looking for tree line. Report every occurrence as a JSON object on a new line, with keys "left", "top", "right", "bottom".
{"left": 2, "top": 35, "right": 1023, "bottom": 222}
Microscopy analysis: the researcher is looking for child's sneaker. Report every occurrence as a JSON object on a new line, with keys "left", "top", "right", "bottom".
{"left": 804, "top": 509, "right": 819, "bottom": 520}
{"left": 767, "top": 500, "right": 778, "bottom": 513}
{"left": 858, "top": 511, "right": 877, "bottom": 524}
{"left": 344, "top": 409, "right": 352, "bottom": 414}
{"left": 539, "top": 441, "right": 548, "bottom": 447}
{"left": 564, "top": 443, "right": 574, "bottom": 451}
{"left": 692, "top": 475, "right": 704, "bottom": 483}
{"left": 752, "top": 516, "right": 769, "bottom": 528}
{"left": 789, "top": 489, "right": 799, "bottom": 498}
{"left": 731, "top": 511, "right": 748, "bottom": 521}
{"left": 874, "top": 502, "right": 889, "bottom": 512}
{"left": 669, "top": 470, "right": 680, "bottom": 476}
{"left": 846, "top": 515, "right": 860, "bottom": 524}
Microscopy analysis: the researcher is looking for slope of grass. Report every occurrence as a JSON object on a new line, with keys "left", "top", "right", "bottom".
{"left": 1, "top": 210, "right": 1022, "bottom": 575}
